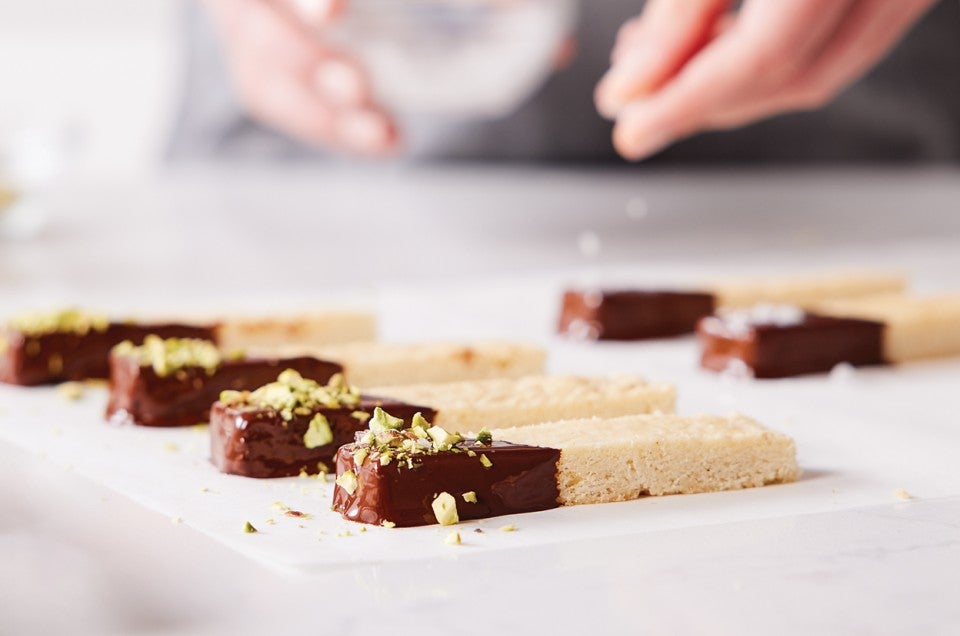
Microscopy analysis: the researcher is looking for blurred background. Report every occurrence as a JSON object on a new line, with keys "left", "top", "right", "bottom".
{"left": 0, "top": 0, "right": 958, "bottom": 304}
{"left": 2, "top": 0, "right": 958, "bottom": 180}
{"left": 0, "top": 0, "right": 176, "bottom": 179}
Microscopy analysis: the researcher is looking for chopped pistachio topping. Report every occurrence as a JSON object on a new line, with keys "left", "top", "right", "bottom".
{"left": 303, "top": 413, "right": 334, "bottom": 449}
{"left": 243, "top": 521, "right": 258, "bottom": 534}
{"left": 113, "top": 335, "right": 222, "bottom": 377}
{"left": 351, "top": 410, "right": 371, "bottom": 422}
{"left": 475, "top": 428, "right": 493, "bottom": 445}
{"left": 219, "top": 389, "right": 244, "bottom": 405}
{"left": 411, "top": 412, "right": 431, "bottom": 430}
{"left": 427, "top": 426, "right": 463, "bottom": 451}
{"left": 499, "top": 524, "right": 517, "bottom": 532}
{"left": 7, "top": 308, "right": 109, "bottom": 337}
{"left": 381, "top": 520, "right": 396, "bottom": 529}
{"left": 346, "top": 409, "right": 475, "bottom": 472}
{"left": 431, "top": 492, "right": 459, "bottom": 526}
{"left": 335, "top": 470, "right": 359, "bottom": 495}
{"left": 444, "top": 531, "right": 461, "bottom": 546}
{"left": 352, "top": 448, "right": 369, "bottom": 466}
{"left": 479, "top": 454, "right": 493, "bottom": 469}
{"left": 368, "top": 406, "right": 404, "bottom": 433}
{"left": 218, "top": 371, "right": 360, "bottom": 421}
{"left": 462, "top": 491, "right": 478, "bottom": 504}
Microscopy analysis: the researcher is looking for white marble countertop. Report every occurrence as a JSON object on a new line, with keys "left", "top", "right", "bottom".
{"left": 1, "top": 166, "right": 959, "bottom": 635}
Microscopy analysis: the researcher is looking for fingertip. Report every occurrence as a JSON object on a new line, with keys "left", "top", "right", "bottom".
{"left": 313, "top": 58, "right": 369, "bottom": 107}
{"left": 612, "top": 109, "right": 674, "bottom": 162}
{"left": 594, "top": 75, "right": 618, "bottom": 121}
{"left": 335, "top": 109, "right": 397, "bottom": 156}
{"left": 595, "top": 53, "right": 659, "bottom": 120}
{"left": 287, "top": 0, "right": 343, "bottom": 25}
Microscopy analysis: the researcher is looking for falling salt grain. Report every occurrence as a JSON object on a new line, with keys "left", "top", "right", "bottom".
{"left": 829, "top": 362, "right": 857, "bottom": 383}
{"left": 577, "top": 231, "right": 601, "bottom": 258}
{"left": 567, "top": 319, "right": 599, "bottom": 341}
{"left": 626, "top": 196, "right": 649, "bottom": 220}
{"left": 719, "top": 359, "right": 753, "bottom": 383}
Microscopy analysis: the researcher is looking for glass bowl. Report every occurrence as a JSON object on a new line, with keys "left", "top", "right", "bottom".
{"left": 324, "top": 0, "right": 579, "bottom": 118}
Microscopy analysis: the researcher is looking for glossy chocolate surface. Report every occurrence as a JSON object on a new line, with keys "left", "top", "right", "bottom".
{"left": 0, "top": 323, "right": 215, "bottom": 386}
{"left": 698, "top": 311, "right": 886, "bottom": 378}
{"left": 333, "top": 440, "right": 560, "bottom": 527}
{"left": 106, "top": 355, "right": 341, "bottom": 427}
{"left": 210, "top": 398, "right": 436, "bottom": 478}
{"left": 558, "top": 289, "right": 716, "bottom": 340}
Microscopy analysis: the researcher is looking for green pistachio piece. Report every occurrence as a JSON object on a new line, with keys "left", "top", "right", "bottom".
{"left": 444, "top": 531, "right": 461, "bottom": 546}
{"left": 462, "top": 491, "right": 477, "bottom": 503}
{"left": 335, "top": 470, "right": 359, "bottom": 495}
{"left": 118, "top": 335, "right": 222, "bottom": 377}
{"left": 243, "top": 521, "right": 258, "bottom": 534}
{"left": 303, "top": 413, "right": 334, "bottom": 449}
{"left": 431, "top": 492, "right": 459, "bottom": 526}
{"left": 352, "top": 448, "right": 368, "bottom": 466}
{"left": 475, "top": 428, "right": 493, "bottom": 445}
{"left": 57, "top": 382, "right": 84, "bottom": 401}
{"left": 351, "top": 410, "right": 371, "bottom": 422}
{"left": 479, "top": 454, "right": 493, "bottom": 469}
{"left": 368, "top": 407, "right": 404, "bottom": 433}
{"left": 219, "top": 389, "right": 245, "bottom": 406}
{"left": 380, "top": 520, "right": 396, "bottom": 529}
{"left": 427, "top": 425, "right": 462, "bottom": 450}
{"left": 8, "top": 308, "right": 109, "bottom": 337}
{"left": 411, "top": 412, "right": 432, "bottom": 430}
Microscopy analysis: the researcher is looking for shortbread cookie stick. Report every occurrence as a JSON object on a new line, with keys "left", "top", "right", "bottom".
{"left": 711, "top": 272, "right": 906, "bottom": 309}
{"left": 810, "top": 293, "right": 960, "bottom": 363}
{"left": 212, "top": 373, "right": 672, "bottom": 478}
{"left": 106, "top": 337, "right": 341, "bottom": 427}
{"left": 370, "top": 374, "right": 675, "bottom": 431}
{"left": 559, "top": 271, "right": 906, "bottom": 341}
{"left": 492, "top": 414, "right": 799, "bottom": 505}
{"left": 274, "top": 341, "right": 547, "bottom": 387}
{"left": 211, "top": 372, "right": 434, "bottom": 478}
{"left": 0, "top": 309, "right": 214, "bottom": 386}
{"left": 0, "top": 307, "right": 375, "bottom": 386}
{"left": 698, "top": 294, "right": 960, "bottom": 378}
{"left": 210, "top": 311, "right": 375, "bottom": 351}
{"left": 332, "top": 411, "right": 798, "bottom": 526}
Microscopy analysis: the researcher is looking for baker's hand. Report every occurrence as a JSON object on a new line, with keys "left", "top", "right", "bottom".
{"left": 203, "top": 0, "right": 397, "bottom": 155}
{"left": 596, "top": 0, "right": 936, "bottom": 161}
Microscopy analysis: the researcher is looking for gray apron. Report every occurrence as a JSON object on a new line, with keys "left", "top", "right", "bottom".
{"left": 166, "top": 1, "right": 960, "bottom": 163}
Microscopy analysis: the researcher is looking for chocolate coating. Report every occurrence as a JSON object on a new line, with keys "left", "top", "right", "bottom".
{"left": 698, "top": 312, "right": 886, "bottom": 379}
{"left": 106, "top": 355, "right": 341, "bottom": 427}
{"left": 0, "top": 323, "right": 215, "bottom": 386}
{"left": 210, "top": 398, "right": 436, "bottom": 478}
{"left": 333, "top": 440, "right": 560, "bottom": 527}
{"left": 559, "top": 290, "right": 716, "bottom": 340}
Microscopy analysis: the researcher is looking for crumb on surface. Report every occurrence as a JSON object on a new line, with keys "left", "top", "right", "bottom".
{"left": 444, "top": 531, "right": 462, "bottom": 546}
{"left": 499, "top": 524, "right": 517, "bottom": 533}
{"left": 893, "top": 488, "right": 913, "bottom": 501}
{"left": 57, "top": 382, "right": 85, "bottom": 401}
